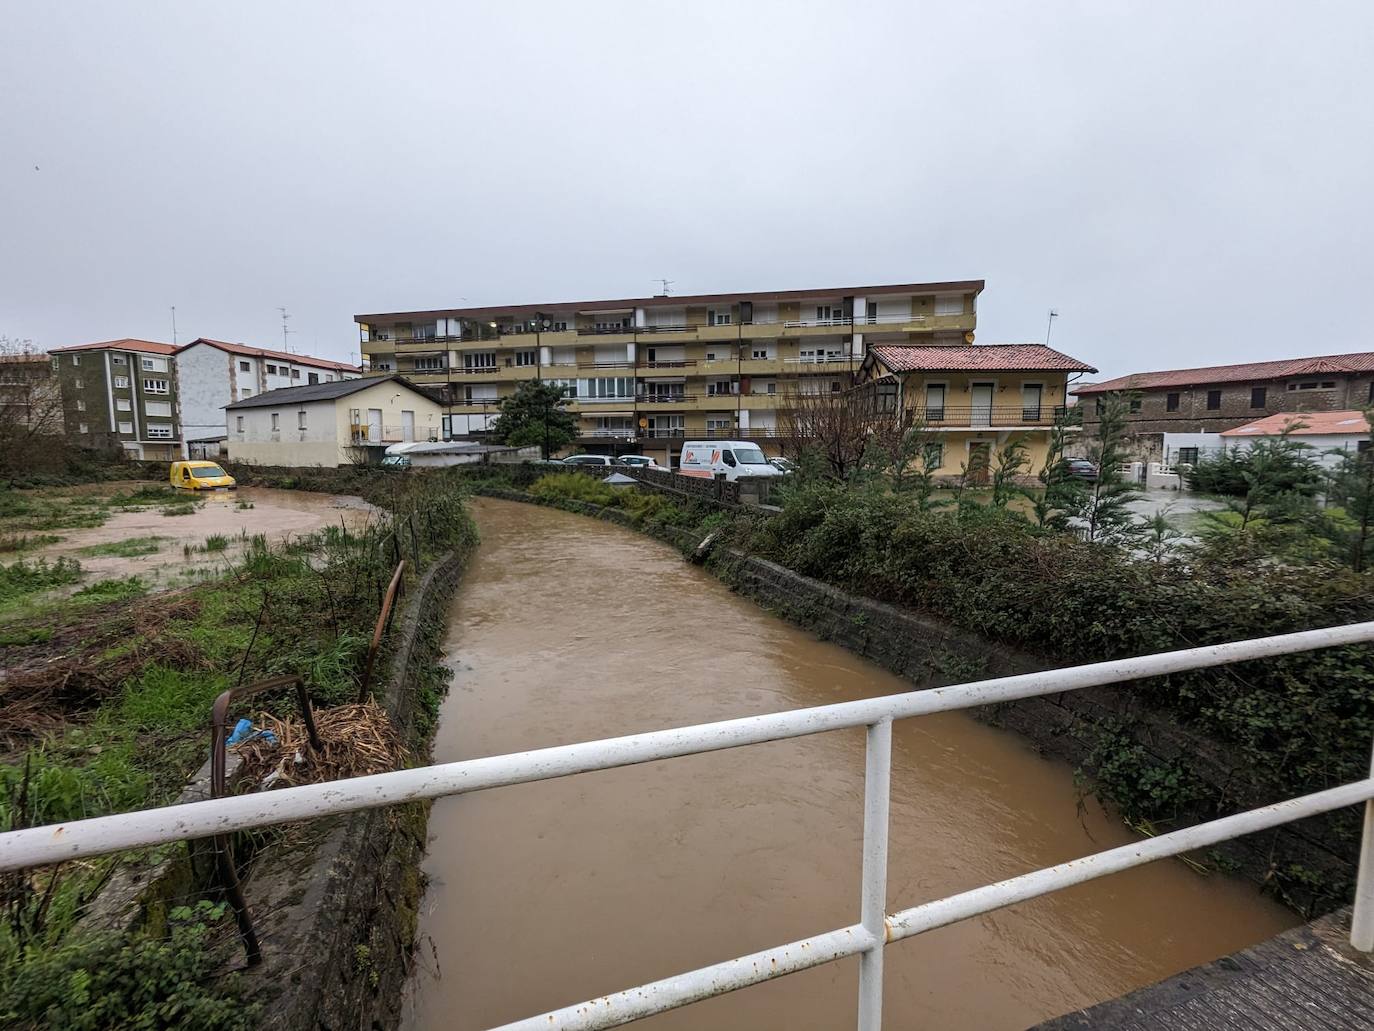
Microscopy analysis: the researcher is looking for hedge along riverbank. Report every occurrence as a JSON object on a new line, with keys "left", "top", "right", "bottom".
{"left": 724, "top": 480, "right": 1374, "bottom": 912}
{"left": 451, "top": 467, "right": 1374, "bottom": 915}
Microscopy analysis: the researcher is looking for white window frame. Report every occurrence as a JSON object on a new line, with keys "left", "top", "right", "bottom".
{"left": 114, "top": 376, "right": 130, "bottom": 389}
{"left": 236, "top": 415, "right": 245, "bottom": 433}
{"left": 271, "top": 412, "right": 280, "bottom": 430}
{"left": 142, "top": 378, "right": 169, "bottom": 394}
{"left": 145, "top": 424, "right": 173, "bottom": 439}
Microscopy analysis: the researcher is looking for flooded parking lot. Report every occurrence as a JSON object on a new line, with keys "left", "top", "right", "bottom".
{"left": 406, "top": 498, "right": 1296, "bottom": 1030}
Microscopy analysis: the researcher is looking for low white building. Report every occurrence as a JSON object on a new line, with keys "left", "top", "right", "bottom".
{"left": 177, "top": 338, "right": 360, "bottom": 445}
{"left": 1220, "top": 410, "right": 1372, "bottom": 469}
{"left": 226, "top": 375, "right": 442, "bottom": 467}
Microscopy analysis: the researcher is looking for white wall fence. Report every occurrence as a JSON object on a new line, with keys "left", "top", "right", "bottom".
{"left": 5, "top": 624, "right": 1374, "bottom": 1029}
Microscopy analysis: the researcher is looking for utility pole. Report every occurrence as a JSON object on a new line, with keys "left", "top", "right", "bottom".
{"left": 1046, "top": 309, "right": 1059, "bottom": 347}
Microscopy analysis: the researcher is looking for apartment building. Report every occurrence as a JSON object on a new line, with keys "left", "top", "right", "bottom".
{"left": 176, "top": 337, "right": 361, "bottom": 444}
{"left": 49, "top": 339, "right": 182, "bottom": 461}
{"left": 0, "top": 352, "right": 62, "bottom": 437}
{"left": 355, "top": 280, "right": 983, "bottom": 466}
{"left": 1073, "top": 351, "right": 1374, "bottom": 457}
{"left": 857, "top": 343, "right": 1097, "bottom": 477}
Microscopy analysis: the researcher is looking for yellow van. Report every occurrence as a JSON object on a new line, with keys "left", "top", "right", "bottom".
{"left": 169, "top": 461, "right": 237, "bottom": 491}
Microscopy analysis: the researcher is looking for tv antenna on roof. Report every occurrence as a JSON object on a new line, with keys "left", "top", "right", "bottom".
{"left": 277, "top": 307, "right": 292, "bottom": 352}
{"left": 170, "top": 306, "right": 177, "bottom": 345}
{"left": 1045, "top": 309, "right": 1059, "bottom": 347}
{"left": 654, "top": 278, "right": 674, "bottom": 297}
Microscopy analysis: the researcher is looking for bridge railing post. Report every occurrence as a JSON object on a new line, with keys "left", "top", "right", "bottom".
{"left": 857, "top": 718, "right": 892, "bottom": 1030}
{"left": 1351, "top": 733, "right": 1374, "bottom": 951}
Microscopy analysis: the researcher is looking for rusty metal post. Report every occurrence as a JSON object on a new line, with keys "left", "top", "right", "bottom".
{"left": 208, "top": 675, "right": 320, "bottom": 967}
{"left": 359, "top": 560, "right": 406, "bottom": 702}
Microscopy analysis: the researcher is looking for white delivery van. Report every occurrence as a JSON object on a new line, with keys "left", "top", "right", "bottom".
{"left": 678, "top": 440, "right": 783, "bottom": 481}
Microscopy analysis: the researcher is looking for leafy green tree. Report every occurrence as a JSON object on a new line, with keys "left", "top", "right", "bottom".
{"left": 991, "top": 434, "right": 1030, "bottom": 510}
{"left": 1073, "top": 393, "right": 1142, "bottom": 545}
{"left": 1033, "top": 405, "right": 1086, "bottom": 530}
{"left": 1322, "top": 412, "right": 1374, "bottom": 571}
{"left": 488, "top": 380, "right": 579, "bottom": 459}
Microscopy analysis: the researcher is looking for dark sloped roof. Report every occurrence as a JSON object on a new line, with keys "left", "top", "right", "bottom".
{"left": 1074, "top": 352, "right": 1374, "bottom": 395}
{"left": 224, "top": 375, "right": 431, "bottom": 410}
{"left": 51, "top": 338, "right": 177, "bottom": 355}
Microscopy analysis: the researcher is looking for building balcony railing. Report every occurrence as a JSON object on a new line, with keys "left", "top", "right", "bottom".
{"left": 638, "top": 393, "right": 694, "bottom": 404}
{"left": 911, "top": 404, "right": 1067, "bottom": 427}
{"left": 782, "top": 354, "right": 853, "bottom": 364}
{"left": 581, "top": 428, "right": 637, "bottom": 438}
{"left": 641, "top": 359, "right": 696, "bottom": 369}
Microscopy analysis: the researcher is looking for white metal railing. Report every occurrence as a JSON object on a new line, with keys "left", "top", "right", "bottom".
{"left": 5, "top": 624, "right": 1374, "bottom": 1030}
{"left": 782, "top": 354, "right": 852, "bottom": 364}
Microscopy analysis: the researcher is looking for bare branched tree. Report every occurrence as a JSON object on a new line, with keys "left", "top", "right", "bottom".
{"left": 0, "top": 337, "right": 64, "bottom": 479}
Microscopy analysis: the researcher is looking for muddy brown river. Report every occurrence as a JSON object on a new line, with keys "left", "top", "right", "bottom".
{"left": 406, "top": 498, "right": 1295, "bottom": 1030}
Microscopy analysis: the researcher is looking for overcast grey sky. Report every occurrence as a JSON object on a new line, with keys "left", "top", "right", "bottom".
{"left": 2, "top": 1, "right": 1370, "bottom": 378}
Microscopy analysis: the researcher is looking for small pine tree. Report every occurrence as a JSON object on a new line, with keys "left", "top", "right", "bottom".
{"left": 1074, "top": 393, "right": 1143, "bottom": 545}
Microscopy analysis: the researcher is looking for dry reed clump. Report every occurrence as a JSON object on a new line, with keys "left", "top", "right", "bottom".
{"left": 232, "top": 700, "right": 404, "bottom": 790}
{"left": 0, "top": 595, "right": 205, "bottom": 751}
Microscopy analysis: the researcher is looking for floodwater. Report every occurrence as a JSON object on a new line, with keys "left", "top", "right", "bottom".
{"left": 407, "top": 498, "right": 1296, "bottom": 1030}
{"left": 29, "top": 485, "right": 376, "bottom": 584}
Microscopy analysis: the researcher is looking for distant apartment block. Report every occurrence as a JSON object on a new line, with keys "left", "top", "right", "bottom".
{"left": 355, "top": 281, "right": 983, "bottom": 466}
{"left": 0, "top": 352, "right": 62, "bottom": 437}
{"left": 1074, "top": 352, "right": 1374, "bottom": 456}
{"left": 176, "top": 338, "right": 360, "bottom": 447}
{"left": 49, "top": 339, "right": 182, "bottom": 461}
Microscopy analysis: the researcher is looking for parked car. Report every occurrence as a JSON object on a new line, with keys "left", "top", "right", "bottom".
{"left": 169, "top": 460, "right": 236, "bottom": 491}
{"left": 679, "top": 440, "right": 784, "bottom": 482}
{"left": 562, "top": 454, "right": 621, "bottom": 466}
{"left": 380, "top": 454, "right": 411, "bottom": 469}
{"left": 1066, "top": 459, "right": 1098, "bottom": 481}
{"left": 617, "top": 455, "right": 658, "bottom": 468}
{"left": 769, "top": 456, "right": 798, "bottom": 474}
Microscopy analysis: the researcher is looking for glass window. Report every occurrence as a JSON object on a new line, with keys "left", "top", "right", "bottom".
{"left": 78, "top": 422, "right": 88, "bottom": 434}
{"left": 1166, "top": 392, "right": 1179, "bottom": 412}
{"left": 1206, "top": 389, "right": 1222, "bottom": 410}
{"left": 734, "top": 445, "right": 769, "bottom": 465}
{"left": 239, "top": 360, "right": 251, "bottom": 372}
{"left": 271, "top": 413, "right": 280, "bottom": 429}
{"left": 1250, "top": 386, "right": 1267, "bottom": 409}
{"left": 71, "top": 355, "right": 80, "bottom": 365}
{"left": 111, "top": 355, "right": 125, "bottom": 365}
{"left": 236, "top": 416, "right": 244, "bottom": 432}
{"left": 298, "top": 411, "right": 307, "bottom": 430}
{"left": 143, "top": 378, "right": 169, "bottom": 394}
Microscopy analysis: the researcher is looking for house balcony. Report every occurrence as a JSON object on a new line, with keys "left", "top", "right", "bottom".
{"left": 910, "top": 404, "right": 1066, "bottom": 429}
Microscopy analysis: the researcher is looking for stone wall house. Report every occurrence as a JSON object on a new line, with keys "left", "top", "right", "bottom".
{"left": 1073, "top": 352, "right": 1374, "bottom": 458}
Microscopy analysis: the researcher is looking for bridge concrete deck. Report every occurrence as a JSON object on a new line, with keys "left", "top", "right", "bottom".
{"left": 1033, "top": 907, "right": 1374, "bottom": 1030}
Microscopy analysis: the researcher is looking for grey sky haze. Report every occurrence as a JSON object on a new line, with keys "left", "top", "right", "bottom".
{"left": 2, "top": 1, "right": 1370, "bottom": 379}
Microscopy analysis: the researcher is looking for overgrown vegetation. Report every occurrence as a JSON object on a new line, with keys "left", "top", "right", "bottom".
{"left": 0, "top": 473, "right": 479, "bottom": 1024}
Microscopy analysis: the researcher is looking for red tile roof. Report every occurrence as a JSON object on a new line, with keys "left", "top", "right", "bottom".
{"left": 1220, "top": 410, "right": 1373, "bottom": 438}
{"left": 1073, "top": 352, "right": 1374, "bottom": 395}
{"left": 355, "top": 280, "right": 985, "bottom": 322}
{"left": 871, "top": 343, "right": 1096, "bottom": 374}
{"left": 50, "top": 338, "right": 177, "bottom": 356}
{"left": 183, "top": 338, "right": 360, "bottom": 373}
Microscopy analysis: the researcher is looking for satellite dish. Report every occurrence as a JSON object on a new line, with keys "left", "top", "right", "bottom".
{"left": 542, "top": 319, "right": 551, "bottom": 330}
{"left": 964, "top": 331, "right": 975, "bottom": 344}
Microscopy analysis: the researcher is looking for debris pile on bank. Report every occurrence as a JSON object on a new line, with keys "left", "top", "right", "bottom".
{"left": 233, "top": 700, "right": 404, "bottom": 790}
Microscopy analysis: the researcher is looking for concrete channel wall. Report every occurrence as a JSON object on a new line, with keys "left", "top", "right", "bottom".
{"left": 234, "top": 547, "right": 472, "bottom": 1030}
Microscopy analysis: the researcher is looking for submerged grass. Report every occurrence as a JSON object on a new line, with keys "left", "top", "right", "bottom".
{"left": 77, "top": 536, "right": 166, "bottom": 558}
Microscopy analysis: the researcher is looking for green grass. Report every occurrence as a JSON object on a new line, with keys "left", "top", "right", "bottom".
{"left": 72, "top": 576, "right": 148, "bottom": 603}
{"left": 160, "top": 502, "right": 199, "bottom": 517}
{"left": 77, "top": 536, "right": 166, "bottom": 558}
{"left": 0, "top": 532, "right": 63, "bottom": 553}
{"left": 0, "top": 626, "right": 53, "bottom": 646}
{"left": 202, "top": 534, "right": 229, "bottom": 552}
{"left": 118, "top": 665, "right": 230, "bottom": 734}
{"left": 0, "top": 556, "right": 82, "bottom": 597}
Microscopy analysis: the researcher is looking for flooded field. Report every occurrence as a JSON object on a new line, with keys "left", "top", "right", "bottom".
{"left": 405, "top": 498, "right": 1298, "bottom": 1030}
{"left": 16, "top": 483, "right": 376, "bottom": 591}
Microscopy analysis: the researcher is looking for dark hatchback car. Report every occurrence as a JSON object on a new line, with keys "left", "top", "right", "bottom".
{"left": 1066, "top": 459, "right": 1099, "bottom": 481}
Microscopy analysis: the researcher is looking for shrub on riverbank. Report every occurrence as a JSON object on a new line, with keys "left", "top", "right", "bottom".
{"left": 728, "top": 478, "right": 1374, "bottom": 904}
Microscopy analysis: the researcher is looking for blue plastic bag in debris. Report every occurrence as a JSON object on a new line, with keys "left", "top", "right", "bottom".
{"left": 226, "top": 718, "right": 254, "bottom": 745}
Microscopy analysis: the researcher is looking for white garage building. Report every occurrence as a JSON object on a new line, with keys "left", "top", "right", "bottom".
{"left": 226, "top": 375, "right": 442, "bottom": 467}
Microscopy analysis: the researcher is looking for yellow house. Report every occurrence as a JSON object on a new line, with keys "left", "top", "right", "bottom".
{"left": 857, "top": 343, "right": 1097, "bottom": 477}
{"left": 226, "top": 375, "right": 443, "bottom": 467}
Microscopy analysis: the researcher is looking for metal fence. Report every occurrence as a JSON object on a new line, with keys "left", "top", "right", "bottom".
{"left": 5, "top": 624, "right": 1374, "bottom": 1030}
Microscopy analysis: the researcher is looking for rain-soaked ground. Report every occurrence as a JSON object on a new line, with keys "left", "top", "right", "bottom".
{"left": 404, "top": 498, "right": 1297, "bottom": 1030}
{"left": 25, "top": 484, "right": 376, "bottom": 588}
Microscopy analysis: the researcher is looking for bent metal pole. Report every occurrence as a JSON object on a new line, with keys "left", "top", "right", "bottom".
{"left": 3, "top": 622, "right": 1374, "bottom": 872}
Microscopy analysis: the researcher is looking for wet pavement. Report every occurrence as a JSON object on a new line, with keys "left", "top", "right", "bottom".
{"left": 405, "top": 498, "right": 1296, "bottom": 1030}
